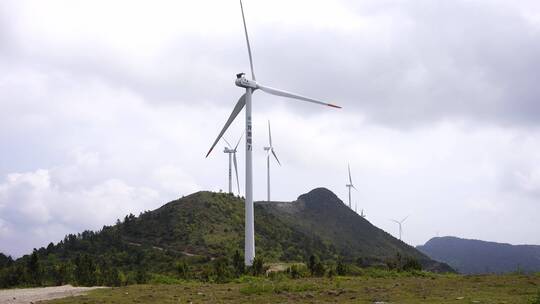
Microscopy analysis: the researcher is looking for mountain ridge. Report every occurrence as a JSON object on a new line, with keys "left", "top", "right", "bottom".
{"left": 417, "top": 236, "right": 540, "bottom": 274}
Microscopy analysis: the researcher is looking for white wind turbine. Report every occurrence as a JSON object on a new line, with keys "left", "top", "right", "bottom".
{"left": 222, "top": 133, "right": 243, "bottom": 195}
{"left": 391, "top": 216, "right": 409, "bottom": 241}
{"left": 206, "top": 0, "right": 341, "bottom": 266}
{"left": 264, "top": 121, "right": 280, "bottom": 202}
{"left": 345, "top": 164, "right": 356, "bottom": 209}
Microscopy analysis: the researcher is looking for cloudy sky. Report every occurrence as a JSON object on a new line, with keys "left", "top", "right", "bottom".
{"left": 1, "top": 0, "right": 540, "bottom": 257}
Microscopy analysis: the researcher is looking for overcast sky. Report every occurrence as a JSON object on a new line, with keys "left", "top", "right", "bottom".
{"left": 1, "top": 0, "right": 540, "bottom": 257}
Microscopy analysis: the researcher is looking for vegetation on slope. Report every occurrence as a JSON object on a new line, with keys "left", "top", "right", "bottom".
{"left": 261, "top": 188, "right": 452, "bottom": 272}
{"left": 0, "top": 189, "right": 451, "bottom": 288}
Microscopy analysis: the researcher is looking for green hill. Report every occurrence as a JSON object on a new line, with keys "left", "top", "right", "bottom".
{"left": 0, "top": 188, "right": 452, "bottom": 287}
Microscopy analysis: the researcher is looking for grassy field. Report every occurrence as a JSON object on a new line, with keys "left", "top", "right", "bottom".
{"left": 44, "top": 272, "right": 540, "bottom": 304}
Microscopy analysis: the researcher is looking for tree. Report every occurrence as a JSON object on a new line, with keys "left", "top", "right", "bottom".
{"left": 135, "top": 268, "right": 148, "bottom": 284}
{"left": 52, "top": 263, "right": 69, "bottom": 286}
{"left": 313, "top": 260, "right": 326, "bottom": 277}
{"left": 250, "top": 256, "right": 265, "bottom": 276}
{"left": 74, "top": 254, "right": 97, "bottom": 286}
{"left": 176, "top": 260, "right": 189, "bottom": 279}
{"left": 289, "top": 264, "right": 301, "bottom": 279}
{"left": 27, "top": 250, "right": 41, "bottom": 285}
{"left": 336, "top": 257, "right": 347, "bottom": 276}
{"left": 213, "top": 257, "right": 231, "bottom": 283}
{"left": 307, "top": 255, "right": 325, "bottom": 277}
{"left": 308, "top": 255, "right": 317, "bottom": 276}
{"left": 402, "top": 257, "right": 422, "bottom": 272}
{"left": 232, "top": 250, "right": 244, "bottom": 276}
{"left": 0, "top": 253, "right": 12, "bottom": 268}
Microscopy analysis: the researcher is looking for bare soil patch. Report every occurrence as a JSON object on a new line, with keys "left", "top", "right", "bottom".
{"left": 0, "top": 285, "right": 106, "bottom": 304}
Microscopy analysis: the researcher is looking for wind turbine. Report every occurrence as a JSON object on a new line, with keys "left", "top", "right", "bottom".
{"left": 391, "top": 216, "right": 409, "bottom": 241}
{"left": 205, "top": 0, "right": 341, "bottom": 266}
{"left": 345, "top": 164, "right": 356, "bottom": 209}
{"left": 360, "top": 209, "right": 366, "bottom": 218}
{"left": 223, "top": 134, "right": 243, "bottom": 195}
{"left": 264, "top": 121, "right": 280, "bottom": 202}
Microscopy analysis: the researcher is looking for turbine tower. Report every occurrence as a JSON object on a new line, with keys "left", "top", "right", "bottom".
{"left": 264, "top": 121, "right": 280, "bottom": 202}
{"left": 391, "top": 216, "right": 409, "bottom": 241}
{"left": 206, "top": 0, "right": 341, "bottom": 266}
{"left": 345, "top": 164, "right": 356, "bottom": 209}
{"left": 223, "top": 134, "right": 243, "bottom": 194}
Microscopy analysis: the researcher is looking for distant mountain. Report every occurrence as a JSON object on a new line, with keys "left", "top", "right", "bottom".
{"left": 5, "top": 188, "right": 451, "bottom": 275}
{"left": 417, "top": 236, "right": 540, "bottom": 274}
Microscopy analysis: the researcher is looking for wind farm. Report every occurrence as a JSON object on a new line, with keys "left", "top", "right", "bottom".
{"left": 2, "top": 0, "right": 540, "bottom": 303}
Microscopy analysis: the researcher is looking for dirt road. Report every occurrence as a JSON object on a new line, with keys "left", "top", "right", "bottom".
{"left": 0, "top": 285, "right": 106, "bottom": 304}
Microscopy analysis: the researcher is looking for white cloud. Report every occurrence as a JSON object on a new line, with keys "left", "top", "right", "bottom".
{"left": 0, "top": 166, "right": 163, "bottom": 257}
{"left": 1, "top": 0, "right": 540, "bottom": 257}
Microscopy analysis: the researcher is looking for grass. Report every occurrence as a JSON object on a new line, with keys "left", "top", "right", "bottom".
{"left": 45, "top": 273, "right": 540, "bottom": 304}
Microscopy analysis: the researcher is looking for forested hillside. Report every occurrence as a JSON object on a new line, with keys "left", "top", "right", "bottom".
{"left": 0, "top": 189, "right": 452, "bottom": 288}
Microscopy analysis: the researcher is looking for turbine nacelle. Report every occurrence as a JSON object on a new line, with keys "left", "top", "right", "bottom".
{"left": 235, "top": 75, "right": 258, "bottom": 89}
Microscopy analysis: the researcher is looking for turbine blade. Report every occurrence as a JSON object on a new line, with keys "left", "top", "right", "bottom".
{"left": 348, "top": 164, "right": 352, "bottom": 184}
{"left": 271, "top": 149, "right": 281, "bottom": 166}
{"left": 401, "top": 216, "right": 409, "bottom": 223}
{"left": 206, "top": 94, "right": 246, "bottom": 157}
{"left": 258, "top": 84, "right": 341, "bottom": 108}
{"left": 239, "top": 0, "right": 256, "bottom": 80}
{"left": 223, "top": 137, "right": 233, "bottom": 148}
{"left": 268, "top": 120, "right": 272, "bottom": 147}
{"left": 352, "top": 184, "right": 358, "bottom": 191}
{"left": 234, "top": 132, "right": 244, "bottom": 150}
{"left": 233, "top": 153, "right": 240, "bottom": 194}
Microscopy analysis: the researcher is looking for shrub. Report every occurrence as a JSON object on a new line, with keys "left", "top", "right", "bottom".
{"left": 213, "top": 257, "right": 232, "bottom": 283}
{"left": 313, "top": 261, "right": 325, "bottom": 277}
{"left": 176, "top": 260, "right": 189, "bottom": 279}
{"left": 232, "top": 250, "right": 245, "bottom": 276}
{"left": 149, "top": 273, "right": 184, "bottom": 284}
{"left": 307, "top": 255, "right": 325, "bottom": 277}
{"left": 250, "top": 256, "right": 266, "bottom": 276}
{"left": 327, "top": 266, "right": 335, "bottom": 278}
{"left": 530, "top": 290, "right": 540, "bottom": 304}
{"left": 336, "top": 257, "right": 347, "bottom": 276}
{"left": 402, "top": 257, "right": 422, "bottom": 272}
{"left": 287, "top": 264, "right": 301, "bottom": 279}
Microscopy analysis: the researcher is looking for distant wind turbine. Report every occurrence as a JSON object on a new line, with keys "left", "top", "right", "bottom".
{"left": 264, "top": 121, "right": 280, "bottom": 202}
{"left": 360, "top": 209, "right": 366, "bottom": 218}
{"left": 205, "top": 0, "right": 341, "bottom": 266}
{"left": 223, "top": 133, "right": 243, "bottom": 195}
{"left": 391, "top": 216, "right": 409, "bottom": 241}
{"left": 345, "top": 164, "right": 356, "bottom": 209}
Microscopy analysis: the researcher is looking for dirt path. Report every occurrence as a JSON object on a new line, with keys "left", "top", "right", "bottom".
{"left": 0, "top": 285, "right": 106, "bottom": 304}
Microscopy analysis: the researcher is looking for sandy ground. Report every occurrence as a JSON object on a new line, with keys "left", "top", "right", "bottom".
{"left": 0, "top": 285, "right": 106, "bottom": 304}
